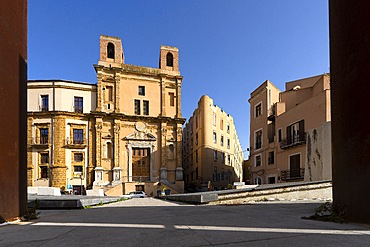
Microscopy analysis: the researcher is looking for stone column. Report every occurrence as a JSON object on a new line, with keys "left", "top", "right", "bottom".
{"left": 113, "top": 120, "right": 120, "bottom": 168}
{"left": 161, "top": 123, "right": 167, "bottom": 169}
{"left": 95, "top": 119, "right": 103, "bottom": 168}
{"left": 96, "top": 73, "right": 103, "bottom": 111}
{"left": 175, "top": 76, "right": 183, "bottom": 118}
{"left": 114, "top": 72, "right": 121, "bottom": 112}
{"left": 330, "top": 0, "right": 370, "bottom": 223}
{"left": 160, "top": 76, "right": 166, "bottom": 116}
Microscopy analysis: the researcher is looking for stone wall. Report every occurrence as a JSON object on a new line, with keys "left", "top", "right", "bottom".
{"left": 305, "top": 122, "right": 332, "bottom": 181}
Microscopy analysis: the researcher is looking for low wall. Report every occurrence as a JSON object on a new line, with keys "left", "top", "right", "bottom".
{"left": 214, "top": 181, "right": 332, "bottom": 204}
{"left": 165, "top": 181, "right": 332, "bottom": 205}
{"left": 27, "top": 187, "right": 61, "bottom": 196}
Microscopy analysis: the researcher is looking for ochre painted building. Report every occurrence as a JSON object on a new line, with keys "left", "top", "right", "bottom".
{"left": 249, "top": 74, "right": 331, "bottom": 185}
{"left": 183, "top": 95, "right": 244, "bottom": 191}
{"left": 92, "top": 35, "right": 185, "bottom": 195}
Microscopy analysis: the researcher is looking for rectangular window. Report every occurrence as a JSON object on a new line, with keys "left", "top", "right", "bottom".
{"left": 221, "top": 152, "right": 225, "bottom": 163}
{"left": 196, "top": 150, "right": 198, "bottom": 163}
{"left": 228, "top": 154, "right": 231, "bottom": 165}
{"left": 255, "top": 130, "right": 262, "bottom": 150}
{"left": 255, "top": 155, "right": 262, "bottom": 167}
{"left": 227, "top": 123, "right": 230, "bottom": 134}
{"left": 138, "top": 86, "right": 145, "bottom": 96}
{"left": 220, "top": 119, "right": 224, "bottom": 130}
{"left": 268, "top": 177, "right": 276, "bottom": 184}
{"left": 268, "top": 151, "right": 275, "bottom": 164}
{"left": 106, "top": 86, "right": 113, "bottom": 101}
{"left": 195, "top": 133, "right": 198, "bottom": 145}
{"left": 41, "top": 95, "right": 49, "bottom": 111}
{"left": 74, "top": 153, "right": 83, "bottom": 162}
{"left": 73, "top": 129, "right": 84, "bottom": 144}
{"left": 134, "top": 99, "right": 141, "bottom": 115}
{"left": 169, "top": 92, "right": 175, "bottom": 106}
{"left": 278, "top": 129, "right": 282, "bottom": 142}
{"left": 143, "top": 100, "right": 149, "bottom": 115}
{"left": 286, "top": 120, "right": 305, "bottom": 145}
{"left": 74, "top": 165, "right": 83, "bottom": 175}
{"left": 40, "top": 128, "right": 48, "bottom": 144}
{"left": 213, "top": 150, "right": 218, "bottom": 161}
{"left": 40, "top": 153, "right": 49, "bottom": 164}
{"left": 220, "top": 135, "right": 224, "bottom": 146}
{"left": 40, "top": 166, "right": 48, "bottom": 179}
{"left": 255, "top": 103, "right": 262, "bottom": 117}
{"left": 213, "top": 131, "right": 217, "bottom": 144}
{"left": 213, "top": 113, "right": 216, "bottom": 126}
{"left": 227, "top": 138, "right": 230, "bottom": 149}
{"left": 74, "top": 96, "right": 83, "bottom": 113}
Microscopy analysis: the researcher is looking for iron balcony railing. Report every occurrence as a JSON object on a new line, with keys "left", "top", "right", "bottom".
{"left": 32, "top": 136, "right": 49, "bottom": 145}
{"left": 65, "top": 137, "right": 87, "bottom": 145}
{"left": 280, "top": 133, "right": 306, "bottom": 149}
{"left": 74, "top": 106, "right": 83, "bottom": 113}
{"left": 281, "top": 168, "right": 305, "bottom": 181}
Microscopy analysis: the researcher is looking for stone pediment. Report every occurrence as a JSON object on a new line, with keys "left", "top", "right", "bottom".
{"left": 124, "top": 131, "right": 156, "bottom": 141}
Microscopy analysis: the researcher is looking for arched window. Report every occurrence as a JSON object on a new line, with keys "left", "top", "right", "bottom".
{"left": 107, "top": 43, "right": 115, "bottom": 59}
{"left": 166, "top": 52, "right": 173, "bottom": 67}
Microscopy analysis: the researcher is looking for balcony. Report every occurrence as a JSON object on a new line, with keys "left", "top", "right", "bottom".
{"left": 30, "top": 137, "right": 49, "bottom": 148}
{"left": 280, "top": 133, "right": 306, "bottom": 149}
{"left": 65, "top": 137, "right": 87, "bottom": 149}
{"left": 74, "top": 106, "right": 83, "bottom": 113}
{"left": 281, "top": 168, "right": 305, "bottom": 181}
{"left": 267, "top": 105, "right": 275, "bottom": 122}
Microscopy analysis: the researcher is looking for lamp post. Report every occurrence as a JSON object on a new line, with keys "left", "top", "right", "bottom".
{"left": 79, "top": 174, "right": 84, "bottom": 195}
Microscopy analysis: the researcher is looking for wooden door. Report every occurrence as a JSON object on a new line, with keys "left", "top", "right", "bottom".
{"left": 289, "top": 154, "right": 301, "bottom": 178}
{"left": 132, "top": 148, "right": 150, "bottom": 181}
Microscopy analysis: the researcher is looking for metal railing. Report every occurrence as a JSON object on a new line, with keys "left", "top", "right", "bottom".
{"left": 281, "top": 168, "right": 305, "bottom": 180}
{"left": 32, "top": 137, "right": 49, "bottom": 145}
{"left": 280, "top": 133, "right": 306, "bottom": 149}
{"left": 74, "top": 106, "right": 83, "bottom": 113}
{"left": 65, "top": 137, "right": 87, "bottom": 145}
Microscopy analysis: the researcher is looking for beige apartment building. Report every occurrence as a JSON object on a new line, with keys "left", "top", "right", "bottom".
{"left": 27, "top": 80, "right": 97, "bottom": 194}
{"left": 249, "top": 74, "right": 331, "bottom": 185}
{"left": 27, "top": 35, "right": 185, "bottom": 196}
{"left": 183, "top": 95, "right": 244, "bottom": 191}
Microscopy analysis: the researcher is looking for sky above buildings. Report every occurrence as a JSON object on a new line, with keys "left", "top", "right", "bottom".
{"left": 28, "top": 0, "right": 329, "bottom": 152}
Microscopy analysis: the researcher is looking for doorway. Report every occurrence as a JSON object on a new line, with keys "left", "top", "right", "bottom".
{"left": 132, "top": 148, "right": 150, "bottom": 182}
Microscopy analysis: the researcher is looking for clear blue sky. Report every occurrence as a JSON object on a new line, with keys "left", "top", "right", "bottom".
{"left": 28, "top": 0, "right": 329, "bottom": 152}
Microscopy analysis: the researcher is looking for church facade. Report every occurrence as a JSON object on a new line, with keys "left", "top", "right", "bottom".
{"left": 92, "top": 35, "right": 185, "bottom": 195}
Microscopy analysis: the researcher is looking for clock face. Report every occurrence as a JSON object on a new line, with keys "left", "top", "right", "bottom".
{"left": 135, "top": 122, "right": 146, "bottom": 132}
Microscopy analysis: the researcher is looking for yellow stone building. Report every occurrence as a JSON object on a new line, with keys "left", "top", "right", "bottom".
{"left": 27, "top": 35, "right": 185, "bottom": 196}
{"left": 27, "top": 80, "right": 96, "bottom": 194}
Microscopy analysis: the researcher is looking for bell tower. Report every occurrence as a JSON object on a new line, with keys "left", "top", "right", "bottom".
{"left": 98, "top": 35, "right": 124, "bottom": 68}
{"left": 159, "top": 46, "right": 179, "bottom": 72}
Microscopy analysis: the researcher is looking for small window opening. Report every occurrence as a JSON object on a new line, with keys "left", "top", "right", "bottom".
{"left": 166, "top": 52, "right": 173, "bottom": 67}
{"left": 107, "top": 43, "right": 115, "bottom": 59}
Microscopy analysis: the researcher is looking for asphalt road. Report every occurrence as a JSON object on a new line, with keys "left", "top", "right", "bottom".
{"left": 1, "top": 198, "right": 370, "bottom": 246}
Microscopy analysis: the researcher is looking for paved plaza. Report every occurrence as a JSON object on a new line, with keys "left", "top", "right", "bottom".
{"left": 1, "top": 198, "right": 370, "bottom": 246}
